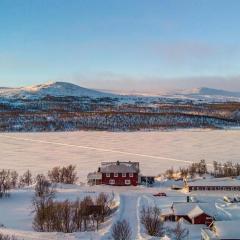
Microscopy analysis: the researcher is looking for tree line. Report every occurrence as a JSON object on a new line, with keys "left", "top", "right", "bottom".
{"left": 0, "top": 165, "right": 78, "bottom": 198}
{"left": 164, "top": 159, "right": 240, "bottom": 179}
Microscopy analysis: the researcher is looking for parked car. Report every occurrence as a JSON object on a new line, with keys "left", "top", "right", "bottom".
{"left": 153, "top": 192, "right": 167, "bottom": 197}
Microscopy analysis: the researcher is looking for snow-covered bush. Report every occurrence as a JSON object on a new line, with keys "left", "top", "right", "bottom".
{"left": 140, "top": 206, "right": 164, "bottom": 237}
{"left": 48, "top": 165, "right": 78, "bottom": 184}
{"left": 34, "top": 174, "right": 55, "bottom": 199}
{"left": 18, "top": 170, "right": 33, "bottom": 187}
{"left": 32, "top": 192, "right": 114, "bottom": 233}
{"left": 168, "top": 222, "right": 189, "bottom": 240}
{"left": 0, "top": 170, "right": 19, "bottom": 198}
{"left": 0, "top": 233, "right": 18, "bottom": 240}
{"left": 111, "top": 219, "right": 132, "bottom": 240}
{"left": 95, "top": 192, "right": 114, "bottom": 222}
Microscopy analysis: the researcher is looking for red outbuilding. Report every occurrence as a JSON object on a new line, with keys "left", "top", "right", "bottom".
{"left": 170, "top": 202, "right": 216, "bottom": 226}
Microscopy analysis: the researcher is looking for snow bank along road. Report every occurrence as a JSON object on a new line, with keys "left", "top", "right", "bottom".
{"left": 101, "top": 193, "right": 143, "bottom": 240}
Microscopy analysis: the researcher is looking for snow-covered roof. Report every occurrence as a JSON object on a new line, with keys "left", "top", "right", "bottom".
{"left": 187, "top": 206, "right": 204, "bottom": 219}
{"left": 172, "top": 202, "right": 217, "bottom": 219}
{"left": 187, "top": 177, "right": 240, "bottom": 187}
{"left": 100, "top": 161, "right": 139, "bottom": 173}
{"left": 87, "top": 172, "right": 102, "bottom": 180}
{"left": 213, "top": 220, "right": 240, "bottom": 239}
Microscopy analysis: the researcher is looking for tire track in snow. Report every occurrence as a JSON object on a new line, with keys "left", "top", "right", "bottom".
{"left": 0, "top": 134, "right": 214, "bottom": 167}
{"left": 109, "top": 193, "right": 143, "bottom": 240}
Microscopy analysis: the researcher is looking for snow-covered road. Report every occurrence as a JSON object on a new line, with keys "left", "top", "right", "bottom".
{"left": 101, "top": 193, "right": 143, "bottom": 240}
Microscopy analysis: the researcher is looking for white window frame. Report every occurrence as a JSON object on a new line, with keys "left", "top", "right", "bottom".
{"left": 114, "top": 173, "right": 118, "bottom": 177}
{"left": 125, "top": 179, "right": 131, "bottom": 185}
{"left": 122, "top": 173, "right": 126, "bottom": 177}
{"left": 106, "top": 173, "right": 110, "bottom": 178}
{"left": 109, "top": 179, "right": 115, "bottom": 185}
{"left": 129, "top": 173, "right": 134, "bottom": 178}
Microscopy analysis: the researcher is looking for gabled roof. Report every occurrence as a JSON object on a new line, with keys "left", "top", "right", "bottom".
{"left": 172, "top": 202, "right": 217, "bottom": 219}
{"left": 87, "top": 172, "right": 102, "bottom": 180}
{"left": 187, "top": 206, "right": 204, "bottom": 219}
{"left": 100, "top": 161, "right": 139, "bottom": 173}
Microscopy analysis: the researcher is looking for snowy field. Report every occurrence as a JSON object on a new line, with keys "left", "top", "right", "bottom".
{"left": 2, "top": 183, "right": 240, "bottom": 240}
{"left": 0, "top": 129, "right": 240, "bottom": 239}
{"left": 0, "top": 129, "right": 239, "bottom": 181}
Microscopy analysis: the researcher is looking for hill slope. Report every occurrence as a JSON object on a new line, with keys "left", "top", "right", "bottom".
{"left": 168, "top": 87, "right": 240, "bottom": 102}
{"left": 0, "top": 82, "right": 116, "bottom": 99}
{"left": 191, "top": 87, "right": 240, "bottom": 97}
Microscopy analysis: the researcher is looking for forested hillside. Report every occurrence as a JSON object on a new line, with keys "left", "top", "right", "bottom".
{"left": 0, "top": 95, "right": 239, "bottom": 132}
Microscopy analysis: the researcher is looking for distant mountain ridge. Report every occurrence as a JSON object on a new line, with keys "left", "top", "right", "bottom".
{"left": 0, "top": 82, "right": 116, "bottom": 99}
{"left": 187, "top": 87, "right": 240, "bottom": 97}
{"left": 0, "top": 82, "right": 240, "bottom": 102}
{"left": 0, "top": 82, "right": 239, "bottom": 132}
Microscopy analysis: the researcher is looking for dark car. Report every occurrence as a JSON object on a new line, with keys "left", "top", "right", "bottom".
{"left": 153, "top": 192, "right": 167, "bottom": 197}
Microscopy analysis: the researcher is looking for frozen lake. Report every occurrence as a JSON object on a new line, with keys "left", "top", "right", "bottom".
{"left": 0, "top": 129, "right": 239, "bottom": 181}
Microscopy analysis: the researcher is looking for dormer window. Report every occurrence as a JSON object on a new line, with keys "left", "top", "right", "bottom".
{"left": 122, "top": 173, "right": 126, "bottom": 177}
{"left": 129, "top": 173, "right": 133, "bottom": 178}
{"left": 106, "top": 173, "right": 110, "bottom": 178}
{"left": 114, "top": 173, "right": 118, "bottom": 177}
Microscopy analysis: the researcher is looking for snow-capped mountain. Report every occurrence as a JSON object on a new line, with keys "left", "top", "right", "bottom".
{"left": 0, "top": 82, "right": 116, "bottom": 99}
{"left": 0, "top": 82, "right": 240, "bottom": 103}
{"left": 186, "top": 87, "right": 240, "bottom": 97}
{"left": 166, "top": 87, "right": 240, "bottom": 102}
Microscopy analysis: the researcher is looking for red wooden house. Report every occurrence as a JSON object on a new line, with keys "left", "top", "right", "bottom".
{"left": 100, "top": 161, "right": 140, "bottom": 186}
{"left": 170, "top": 202, "right": 216, "bottom": 226}
{"left": 162, "top": 202, "right": 217, "bottom": 226}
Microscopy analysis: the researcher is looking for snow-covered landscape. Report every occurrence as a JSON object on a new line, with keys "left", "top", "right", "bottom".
{"left": 0, "top": 129, "right": 240, "bottom": 179}
{"left": 1, "top": 170, "right": 240, "bottom": 239}
{"left": 0, "top": 129, "right": 240, "bottom": 239}
{"left": 0, "top": 83, "right": 239, "bottom": 239}
{"left": 2, "top": 1, "right": 240, "bottom": 238}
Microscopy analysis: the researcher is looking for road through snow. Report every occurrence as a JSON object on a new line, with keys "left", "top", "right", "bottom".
{"left": 102, "top": 193, "right": 143, "bottom": 240}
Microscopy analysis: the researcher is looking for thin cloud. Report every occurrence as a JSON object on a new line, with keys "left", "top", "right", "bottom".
{"left": 61, "top": 72, "right": 240, "bottom": 93}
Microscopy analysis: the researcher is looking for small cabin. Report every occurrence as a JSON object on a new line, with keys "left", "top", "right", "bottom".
{"left": 162, "top": 202, "right": 216, "bottom": 226}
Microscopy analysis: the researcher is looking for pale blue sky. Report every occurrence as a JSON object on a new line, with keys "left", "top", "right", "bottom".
{"left": 1, "top": 0, "right": 240, "bottom": 91}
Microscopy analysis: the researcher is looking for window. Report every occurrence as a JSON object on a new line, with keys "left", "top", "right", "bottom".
{"left": 109, "top": 179, "right": 115, "bottom": 185}
{"left": 122, "top": 173, "right": 126, "bottom": 177}
{"left": 106, "top": 173, "right": 110, "bottom": 178}
{"left": 125, "top": 179, "right": 131, "bottom": 185}
{"left": 129, "top": 173, "right": 133, "bottom": 178}
{"left": 114, "top": 173, "right": 118, "bottom": 177}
